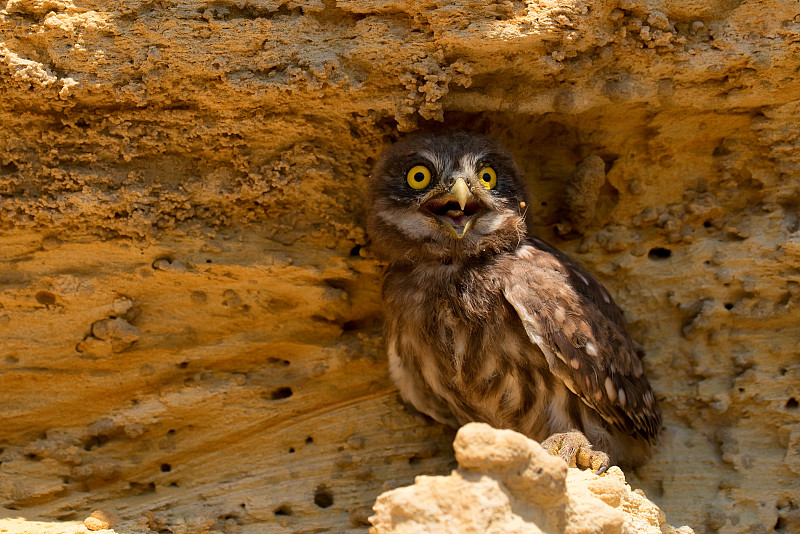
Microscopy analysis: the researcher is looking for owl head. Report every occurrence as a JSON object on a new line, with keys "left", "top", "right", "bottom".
{"left": 367, "top": 132, "right": 529, "bottom": 263}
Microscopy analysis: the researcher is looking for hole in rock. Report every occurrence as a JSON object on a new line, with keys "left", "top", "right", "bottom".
{"left": 703, "top": 221, "right": 712, "bottom": 228}
{"left": 1, "top": 161, "right": 19, "bottom": 173}
{"left": 786, "top": 398, "right": 798, "bottom": 410}
{"left": 314, "top": 485, "right": 334, "bottom": 508}
{"left": 349, "top": 244, "right": 362, "bottom": 256}
{"left": 288, "top": 448, "right": 295, "bottom": 453}
{"left": 35, "top": 290, "right": 57, "bottom": 306}
{"left": 724, "top": 303, "right": 734, "bottom": 310}
{"left": 129, "top": 481, "right": 156, "bottom": 495}
{"left": 161, "top": 463, "right": 172, "bottom": 472}
{"left": 647, "top": 247, "right": 672, "bottom": 260}
{"left": 305, "top": 436, "right": 314, "bottom": 444}
{"left": 323, "top": 278, "right": 349, "bottom": 290}
{"left": 84, "top": 435, "right": 110, "bottom": 451}
{"left": 270, "top": 387, "right": 293, "bottom": 400}
{"left": 274, "top": 505, "right": 293, "bottom": 516}
{"left": 178, "top": 362, "right": 189, "bottom": 369}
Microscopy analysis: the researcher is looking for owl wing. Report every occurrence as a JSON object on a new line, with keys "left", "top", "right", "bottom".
{"left": 502, "top": 238, "right": 661, "bottom": 443}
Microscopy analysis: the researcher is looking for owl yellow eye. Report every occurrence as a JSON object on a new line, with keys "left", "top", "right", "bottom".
{"left": 478, "top": 166, "right": 497, "bottom": 189}
{"left": 406, "top": 165, "right": 432, "bottom": 189}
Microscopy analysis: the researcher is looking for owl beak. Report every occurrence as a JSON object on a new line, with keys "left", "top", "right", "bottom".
{"left": 422, "top": 178, "right": 483, "bottom": 239}
{"left": 451, "top": 177, "right": 471, "bottom": 211}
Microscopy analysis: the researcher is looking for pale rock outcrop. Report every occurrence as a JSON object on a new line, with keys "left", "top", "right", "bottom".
{"left": 371, "top": 423, "right": 692, "bottom": 534}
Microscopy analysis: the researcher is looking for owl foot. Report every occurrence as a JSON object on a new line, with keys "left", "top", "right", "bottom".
{"left": 541, "top": 430, "right": 611, "bottom": 475}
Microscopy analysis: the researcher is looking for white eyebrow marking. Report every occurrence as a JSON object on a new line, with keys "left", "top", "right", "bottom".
{"left": 418, "top": 150, "right": 446, "bottom": 175}
{"left": 459, "top": 152, "right": 486, "bottom": 174}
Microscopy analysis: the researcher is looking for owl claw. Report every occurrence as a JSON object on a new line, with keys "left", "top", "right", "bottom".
{"left": 541, "top": 430, "right": 611, "bottom": 475}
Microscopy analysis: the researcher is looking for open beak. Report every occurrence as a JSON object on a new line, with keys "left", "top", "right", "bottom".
{"left": 422, "top": 178, "right": 484, "bottom": 239}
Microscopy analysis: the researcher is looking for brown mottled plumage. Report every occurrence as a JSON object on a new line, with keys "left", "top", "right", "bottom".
{"left": 367, "top": 132, "right": 661, "bottom": 471}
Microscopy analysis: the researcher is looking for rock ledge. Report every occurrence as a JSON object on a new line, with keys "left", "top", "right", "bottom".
{"left": 371, "top": 423, "right": 692, "bottom": 534}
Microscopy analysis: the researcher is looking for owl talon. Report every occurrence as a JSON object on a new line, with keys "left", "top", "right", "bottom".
{"left": 542, "top": 430, "right": 611, "bottom": 474}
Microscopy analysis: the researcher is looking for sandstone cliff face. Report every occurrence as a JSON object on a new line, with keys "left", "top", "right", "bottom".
{"left": 1, "top": 0, "right": 799, "bottom": 533}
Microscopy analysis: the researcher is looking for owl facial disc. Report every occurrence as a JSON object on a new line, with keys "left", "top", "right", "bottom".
{"left": 422, "top": 178, "right": 485, "bottom": 239}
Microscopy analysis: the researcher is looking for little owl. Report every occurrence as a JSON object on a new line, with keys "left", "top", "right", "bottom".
{"left": 367, "top": 132, "right": 661, "bottom": 472}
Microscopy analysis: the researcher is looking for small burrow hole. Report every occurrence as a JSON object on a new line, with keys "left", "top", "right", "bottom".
{"left": 648, "top": 247, "right": 672, "bottom": 260}
{"left": 786, "top": 398, "right": 798, "bottom": 410}
{"left": 305, "top": 436, "right": 314, "bottom": 444}
{"left": 2, "top": 161, "right": 19, "bottom": 173}
{"left": 178, "top": 362, "right": 189, "bottom": 369}
{"left": 274, "top": 505, "right": 293, "bottom": 516}
{"left": 288, "top": 448, "right": 295, "bottom": 453}
{"left": 83, "top": 435, "right": 109, "bottom": 451}
{"left": 314, "top": 485, "right": 334, "bottom": 508}
{"left": 129, "top": 481, "right": 156, "bottom": 495}
{"left": 349, "top": 244, "right": 362, "bottom": 256}
{"left": 724, "top": 303, "right": 734, "bottom": 310}
{"left": 703, "top": 221, "right": 712, "bottom": 228}
{"left": 161, "top": 463, "right": 172, "bottom": 472}
{"left": 342, "top": 320, "right": 361, "bottom": 332}
{"left": 269, "top": 387, "right": 293, "bottom": 400}
{"left": 35, "top": 290, "right": 57, "bottom": 306}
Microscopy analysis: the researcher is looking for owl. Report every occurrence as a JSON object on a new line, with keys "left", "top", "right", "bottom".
{"left": 367, "top": 131, "right": 661, "bottom": 472}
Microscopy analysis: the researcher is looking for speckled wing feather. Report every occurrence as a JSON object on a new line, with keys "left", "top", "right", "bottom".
{"left": 503, "top": 239, "right": 661, "bottom": 443}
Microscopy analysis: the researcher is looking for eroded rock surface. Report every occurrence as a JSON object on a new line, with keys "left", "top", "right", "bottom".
{"left": 371, "top": 423, "right": 693, "bottom": 534}
{"left": 2, "top": 0, "right": 799, "bottom": 533}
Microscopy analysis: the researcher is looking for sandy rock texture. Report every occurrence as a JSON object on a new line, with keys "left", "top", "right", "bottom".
{"left": 371, "top": 423, "right": 692, "bottom": 534}
{"left": 1, "top": 0, "right": 799, "bottom": 532}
